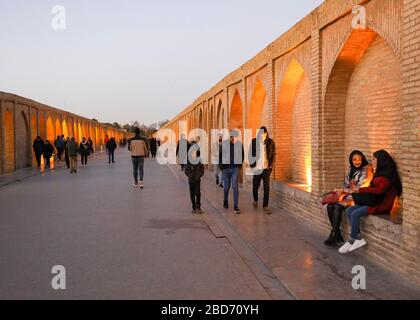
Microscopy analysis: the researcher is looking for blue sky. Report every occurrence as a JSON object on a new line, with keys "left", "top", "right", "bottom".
{"left": 0, "top": 0, "right": 324, "bottom": 125}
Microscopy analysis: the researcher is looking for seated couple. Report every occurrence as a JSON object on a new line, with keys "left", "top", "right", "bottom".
{"left": 324, "top": 150, "right": 402, "bottom": 254}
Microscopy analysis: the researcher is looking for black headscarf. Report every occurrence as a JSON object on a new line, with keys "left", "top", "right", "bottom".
{"left": 373, "top": 150, "right": 402, "bottom": 196}
{"left": 348, "top": 150, "right": 369, "bottom": 180}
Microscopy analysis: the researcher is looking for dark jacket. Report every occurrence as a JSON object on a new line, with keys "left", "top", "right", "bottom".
{"left": 353, "top": 176, "right": 398, "bottom": 215}
{"left": 33, "top": 139, "right": 44, "bottom": 154}
{"left": 106, "top": 139, "right": 117, "bottom": 152}
{"left": 184, "top": 162, "right": 205, "bottom": 183}
{"left": 43, "top": 144, "right": 54, "bottom": 158}
{"left": 79, "top": 142, "right": 90, "bottom": 156}
{"left": 66, "top": 141, "right": 79, "bottom": 157}
{"left": 248, "top": 137, "right": 276, "bottom": 171}
{"left": 219, "top": 140, "right": 244, "bottom": 171}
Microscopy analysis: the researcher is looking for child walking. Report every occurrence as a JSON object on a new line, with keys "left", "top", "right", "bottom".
{"left": 184, "top": 143, "right": 205, "bottom": 214}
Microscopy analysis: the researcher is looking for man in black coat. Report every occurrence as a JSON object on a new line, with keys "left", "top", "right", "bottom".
{"left": 248, "top": 126, "right": 276, "bottom": 214}
{"left": 219, "top": 130, "right": 244, "bottom": 214}
{"left": 106, "top": 137, "right": 117, "bottom": 164}
{"left": 32, "top": 136, "right": 44, "bottom": 168}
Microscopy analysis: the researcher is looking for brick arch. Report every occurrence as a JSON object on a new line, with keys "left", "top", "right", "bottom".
{"left": 46, "top": 115, "right": 54, "bottom": 143}
{"left": 3, "top": 109, "right": 15, "bottom": 173}
{"left": 39, "top": 112, "right": 46, "bottom": 140}
{"left": 325, "top": 24, "right": 400, "bottom": 96}
{"left": 229, "top": 90, "right": 243, "bottom": 132}
{"left": 216, "top": 100, "right": 224, "bottom": 129}
{"left": 16, "top": 110, "right": 30, "bottom": 169}
{"left": 323, "top": 29, "right": 403, "bottom": 200}
{"left": 78, "top": 123, "right": 83, "bottom": 141}
{"left": 275, "top": 58, "right": 312, "bottom": 187}
{"left": 62, "top": 119, "right": 69, "bottom": 137}
{"left": 55, "top": 118, "right": 62, "bottom": 137}
{"left": 248, "top": 80, "right": 266, "bottom": 138}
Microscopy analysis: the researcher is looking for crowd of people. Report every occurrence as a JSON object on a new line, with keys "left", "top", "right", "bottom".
{"left": 32, "top": 126, "right": 403, "bottom": 256}
{"left": 175, "top": 126, "right": 402, "bottom": 256}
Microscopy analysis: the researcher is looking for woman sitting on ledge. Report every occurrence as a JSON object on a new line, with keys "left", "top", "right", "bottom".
{"left": 324, "top": 150, "right": 371, "bottom": 246}
{"left": 339, "top": 150, "right": 402, "bottom": 254}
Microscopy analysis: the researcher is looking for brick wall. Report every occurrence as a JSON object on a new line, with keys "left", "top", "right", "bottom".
{"left": 155, "top": 0, "right": 420, "bottom": 284}
{"left": 0, "top": 92, "right": 127, "bottom": 174}
{"left": 4, "top": 107, "right": 15, "bottom": 173}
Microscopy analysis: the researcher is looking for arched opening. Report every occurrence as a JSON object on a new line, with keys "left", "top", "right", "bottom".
{"left": 4, "top": 110, "right": 15, "bottom": 173}
{"left": 324, "top": 29, "right": 403, "bottom": 221}
{"left": 248, "top": 80, "right": 266, "bottom": 138}
{"left": 46, "top": 116, "right": 54, "bottom": 143}
{"left": 276, "top": 58, "right": 312, "bottom": 189}
{"left": 62, "top": 120, "right": 68, "bottom": 137}
{"left": 217, "top": 100, "right": 224, "bottom": 129}
{"left": 78, "top": 123, "right": 83, "bottom": 141}
{"left": 39, "top": 113, "right": 46, "bottom": 140}
{"left": 16, "top": 111, "right": 30, "bottom": 170}
{"left": 229, "top": 90, "right": 243, "bottom": 133}
{"left": 199, "top": 110, "right": 203, "bottom": 130}
{"left": 55, "top": 118, "right": 62, "bottom": 137}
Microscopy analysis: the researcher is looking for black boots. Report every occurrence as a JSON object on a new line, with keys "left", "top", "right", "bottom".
{"left": 324, "top": 204, "right": 345, "bottom": 246}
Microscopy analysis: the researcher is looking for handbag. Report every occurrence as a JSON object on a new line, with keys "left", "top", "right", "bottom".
{"left": 321, "top": 192, "right": 339, "bottom": 205}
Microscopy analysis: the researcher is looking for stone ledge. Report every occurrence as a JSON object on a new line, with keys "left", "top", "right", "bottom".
{"left": 273, "top": 180, "right": 312, "bottom": 201}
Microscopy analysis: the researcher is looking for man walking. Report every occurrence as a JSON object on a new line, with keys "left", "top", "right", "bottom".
{"left": 248, "top": 127, "right": 276, "bottom": 214}
{"left": 66, "top": 137, "right": 79, "bottom": 174}
{"left": 219, "top": 130, "right": 244, "bottom": 214}
{"left": 32, "top": 136, "right": 44, "bottom": 168}
{"left": 128, "top": 128, "right": 149, "bottom": 188}
{"left": 106, "top": 137, "right": 117, "bottom": 164}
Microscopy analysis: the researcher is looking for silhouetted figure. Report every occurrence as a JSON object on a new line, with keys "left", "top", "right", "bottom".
{"left": 32, "top": 136, "right": 44, "bottom": 168}
{"left": 106, "top": 137, "right": 117, "bottom": 164}
{"left": 43, "top": 140, "right": 55, "bottom": 169}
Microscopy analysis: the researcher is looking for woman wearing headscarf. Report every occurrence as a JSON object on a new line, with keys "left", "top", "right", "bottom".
{"left": 339, "top": 150, "right": 402, "bottom": 254}
{"left": 324, "top": 150, "right": 371, "bottom": 246}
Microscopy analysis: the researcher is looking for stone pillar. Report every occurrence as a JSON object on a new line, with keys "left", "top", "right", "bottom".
{"left": 310, "top": 14, "right": 323, "bottom": 198}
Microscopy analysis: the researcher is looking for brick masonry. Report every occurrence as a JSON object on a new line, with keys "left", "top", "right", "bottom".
{"left": 0, "top": 92, "right": 127, "bottom": 174}
{"left": 158, "top": 0, "right": 420, "bottom": 284}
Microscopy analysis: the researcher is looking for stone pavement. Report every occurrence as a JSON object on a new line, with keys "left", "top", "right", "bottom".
{"left": 170, "top": 164, "right": 420, "bottom": 300}
{"left": 0, "top": 149, "right": 419, "bottom": 300}
{"left": 0, "top": 150, "right": 281, "bottom": 300}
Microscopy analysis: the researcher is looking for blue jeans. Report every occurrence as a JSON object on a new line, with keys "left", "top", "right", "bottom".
{"left": 108, "top": 150, "right": 115, "bottom": 163}
{"left": 346, "top": 205, "right": 369, "bottom": 240}
{"left": 222, "top": 167, "right": 240, "bottom": 208}
{"left": 132, "top": 157, "right": 144, "bottom": 184}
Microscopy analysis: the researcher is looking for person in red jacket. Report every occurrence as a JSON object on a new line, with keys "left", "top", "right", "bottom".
{"left": 339, "top": 150, "right": 402, "bottom": 254}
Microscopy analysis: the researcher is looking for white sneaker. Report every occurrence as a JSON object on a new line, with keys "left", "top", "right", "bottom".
{"left": 133, "top": 183, "right": 138, "bottom": 187}
{"left": 349, "top": 239, "right": 367, "bottom": 252}
{"left": 139, "top": 181, "right": 144, "bottom": 189}
{"left": 339, "top": 241, "right": 352, "bottom": 254}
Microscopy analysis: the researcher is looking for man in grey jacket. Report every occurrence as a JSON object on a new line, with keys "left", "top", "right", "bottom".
{"left": 128, "top": 128, "right": 149, "bottom": 188}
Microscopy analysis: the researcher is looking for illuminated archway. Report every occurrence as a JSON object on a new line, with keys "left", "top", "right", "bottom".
{"left": 324, "top": 28, "right": 402, "bottom": 217}
{"left": 62, "top": 120, "right": 68, "bottom": 137}
{"left": 46, "top": 116, "right": 54, "bottom": 143}
{"left": 39, "top": 113, "right": 46, "bottom": 140}
{"left": 248, "top": 80, "right": 266, "bottom": 137}
{"left": 55, "top": 118, "right": 62, "bottom": 137}
{"left": 4, "top": 109, "right": 15, "bottom": 173}
{"left": 229, "top": 90, "right": 243, "bottom": 132}
{"left": 276, "top": 58, "right": 312, "bottom": 188}
{"left": 16, "top": 111, "right": 30, "bottom": 169}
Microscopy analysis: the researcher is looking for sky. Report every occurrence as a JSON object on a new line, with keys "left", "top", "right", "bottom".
{"left": 0, "top": 0, "right": 324, "bottom": 126}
